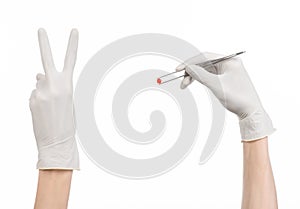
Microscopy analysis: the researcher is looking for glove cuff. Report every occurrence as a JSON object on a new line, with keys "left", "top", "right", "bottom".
{"left": 37, "top": 136, "right": 80, "bottom": 170}
{"left": 239, "top": 109, "right": 275, "bottom": 141}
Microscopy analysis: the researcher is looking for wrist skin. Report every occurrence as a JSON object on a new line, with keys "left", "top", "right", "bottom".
{"left": 34, "top": 170, "right": 73, "bottom": 209}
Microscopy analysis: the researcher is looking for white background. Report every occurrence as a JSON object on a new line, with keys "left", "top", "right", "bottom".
{"left": 1, "top": 0, "right": 299, "bottom": 208}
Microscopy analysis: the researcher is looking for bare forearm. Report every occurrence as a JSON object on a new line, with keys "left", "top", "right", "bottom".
{"left": 242, "top": 137, "right": 278, "bottom": 209}
{"left": 34, "top": 170, "right": 73, "bottom": 209}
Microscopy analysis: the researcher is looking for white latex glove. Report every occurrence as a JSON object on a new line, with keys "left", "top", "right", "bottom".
{"left": 177, "top": 52, "right": 275, "bottom": 141}
{"left": 29, "top": 29, "right": 79, "bottom": 169}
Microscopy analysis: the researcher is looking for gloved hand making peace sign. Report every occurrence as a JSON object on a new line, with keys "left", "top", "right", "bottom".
{"left": 29, "top": 29, "right": 79, "bottom": 170}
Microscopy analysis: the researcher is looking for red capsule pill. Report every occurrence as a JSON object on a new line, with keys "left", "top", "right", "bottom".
{"left": 157, "top": 78, "right": 162, "bottom": 85}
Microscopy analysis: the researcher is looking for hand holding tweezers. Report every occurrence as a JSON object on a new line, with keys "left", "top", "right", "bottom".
{"left": 157, "top": 51, "right": 245, "bottom": 85}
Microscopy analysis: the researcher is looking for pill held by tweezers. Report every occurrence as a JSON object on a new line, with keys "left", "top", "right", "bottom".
{"left": 157, "top": 78, "right": 162, "bottom": 85}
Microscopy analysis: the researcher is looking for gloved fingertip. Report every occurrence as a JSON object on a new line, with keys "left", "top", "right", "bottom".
{"left": 38, "top": 28, "right": 46, "bottom": 35}
{"left": 71, "top": 28, "right": 79, "bottom": 35}
{"left": 180, "top": 82, "right": 187, "bottom": 89}
{"left": 183, "top": 76, "right": 191, "bottom": 84}
{"left": 176, "top": 63, "right": 186, "bottom": 71}
{"left": 36, "top": 73, "right": 45, "bottom": 80}
{"left": 185, "top": 66, "right": 196, "bottom": 77}
{"left": 180, "top": 77, "right": 191, "bottom": 89}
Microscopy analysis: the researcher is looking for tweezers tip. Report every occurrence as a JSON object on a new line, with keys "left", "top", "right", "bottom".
{"left": 237, "top": 51, "right": 246, "bottom": 55}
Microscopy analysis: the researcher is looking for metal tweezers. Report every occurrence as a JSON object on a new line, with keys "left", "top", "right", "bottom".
{"left": 157, "top": 51, "right": 245, "bottom": 85}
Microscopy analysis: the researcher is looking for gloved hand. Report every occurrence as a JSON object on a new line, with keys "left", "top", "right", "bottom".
{"left": 29, "top": 28, "right": 79, "bottom": 169}
{"left": 176, "top": 52, "right": 275, "bottom": 141}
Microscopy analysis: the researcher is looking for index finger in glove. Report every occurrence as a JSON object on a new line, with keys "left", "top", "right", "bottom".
{"left": 176, "top": 53, "right": 210, "bottom": 72}
{"left": 38, "top": 28, "right": 56, "bottom": 76}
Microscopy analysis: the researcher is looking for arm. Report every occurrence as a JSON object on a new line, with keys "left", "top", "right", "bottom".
{"left": 177, "top": 52, "right": 277, "bottom": 209}
{"left": 242, "top": 137, "right": 278, "bottom": 209}
{"left": 30, "top": 28, "right": 79, "bottom": 209}
{"left": 34, "top": 170, "right": 73, "bottom": 209}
